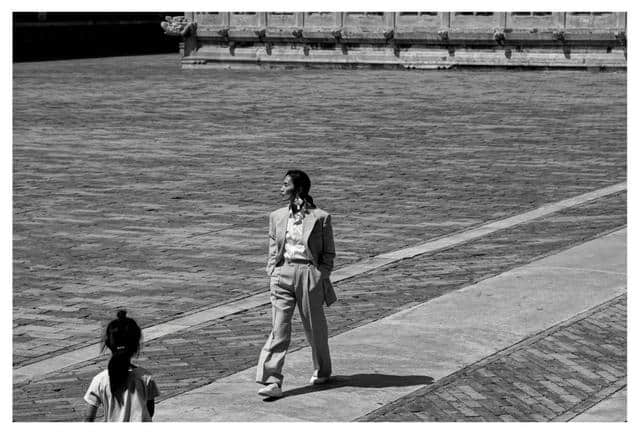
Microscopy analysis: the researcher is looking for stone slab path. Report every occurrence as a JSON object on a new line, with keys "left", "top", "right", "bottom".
{"left": 361, "top": 296, "right": 626, "bottom": 422}
{"left": 12, "top": 189, "right": 626, "bottom": 421}
{"left": 13, "top": 182, "right": 624, "bottom": 384}
{"left": 153, "top": 228, "right": 625, "bottom": 421}
{"left": 13, "top": 192, "right": 626, "bottom": 421}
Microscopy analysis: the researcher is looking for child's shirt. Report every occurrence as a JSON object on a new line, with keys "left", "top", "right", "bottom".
{"left": 84, "top": 366, "right": 160, "bottom": 422}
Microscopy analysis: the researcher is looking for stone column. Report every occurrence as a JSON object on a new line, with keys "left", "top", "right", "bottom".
{"left": 383, "top": 12, "right": 396, "bottom": 30}
{"left": 497, "top": 12, "right": 507, "bottom": 28}
{"left": 552, "top": 12, "right": 565, "bottom": 29}
{"left": 440, "top": 12, "right": 451, "bottom": 29}
{"left": 258, "top": 12, "right": 267, "bottom": 28}
{"left": 615, "top": 12, "right": 626, "bottom": 30}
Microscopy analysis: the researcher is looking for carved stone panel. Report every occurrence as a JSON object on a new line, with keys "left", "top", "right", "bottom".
{"left": 194, "top": 12, "right": 225, "bottom": 26}
{"left": 343, "top": 12, "right": 387, "bottom": 32}
{"left": 507, "top": 12, "right": 557, "bottom": 30}
{"left": 565, "top": 12, "right": 619, "bottom": 29}
{"left": 230, "top": 12, "right": 259, "bottom": 28}
{"left": 396, "top": 12, "right": 440, "bottom": 31}
{"left": 450, "top": 12, "right": 501, "bottom": 30}
{"left": 267, "top": 12, "right": 296, "bottom": 28}
{"left": 304, "top": 12, "right": 338, "bottom": 29}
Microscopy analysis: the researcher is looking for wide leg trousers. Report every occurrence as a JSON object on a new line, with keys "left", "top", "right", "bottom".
{"left": 256, "top": 262, "right": 332, "bottom": 386}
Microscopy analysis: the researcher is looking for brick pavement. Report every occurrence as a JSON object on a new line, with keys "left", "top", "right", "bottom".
{"left": 13, "top": 58, "right": 626, "bottom": 364}
{"left": 359, "top": 295, "right": 626, "bottom": 422}
{"left": 12, "top": 192, "right": 625, "bottom": 421}
{"left": 13, "top": 183, "right": 624, "bottom": 383}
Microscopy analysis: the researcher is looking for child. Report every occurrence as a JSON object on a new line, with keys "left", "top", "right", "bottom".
{"left": 84, "top": 310, "right": 160, "bottom": 422}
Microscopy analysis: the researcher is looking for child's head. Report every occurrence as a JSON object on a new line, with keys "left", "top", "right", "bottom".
{"left": 104, "top": 310, "right": 141, "bottom": 357}
{"left": 103, "top": 310, "right": 142, "bottom": 404}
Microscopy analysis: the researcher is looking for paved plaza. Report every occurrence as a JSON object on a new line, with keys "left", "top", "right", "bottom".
{"left": 12, "top": 56, "right": 627, "bottom": 421}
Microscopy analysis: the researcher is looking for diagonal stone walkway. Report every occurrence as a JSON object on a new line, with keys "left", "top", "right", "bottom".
{"left": 151, "top": 228, "right": 625, "bottom": 422}
{"left": 360, "top": 295, "right": 626, "bottom": 422}
{"left": 12, "top": 192, "right": 626, "bottom": 421}
{"left": 12, "top": 183, "right": 625, "bottom": 383}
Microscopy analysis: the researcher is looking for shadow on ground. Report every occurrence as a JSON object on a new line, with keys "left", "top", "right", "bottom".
{"left": 265, "top": 373, "right": 433, "bottom": 401}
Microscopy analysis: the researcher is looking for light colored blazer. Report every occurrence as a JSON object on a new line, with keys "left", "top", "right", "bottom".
{"left": 266, "top": 206, "right": 337, "bottom": 306}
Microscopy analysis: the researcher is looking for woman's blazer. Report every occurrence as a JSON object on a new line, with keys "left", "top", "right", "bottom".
{"left": 266, "top": 206, "right": 337, "bottom": 306}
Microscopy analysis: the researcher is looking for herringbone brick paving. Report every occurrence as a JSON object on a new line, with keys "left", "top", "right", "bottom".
{"left": 359, "top": 295, "right": 626, "bottom": 422}
{"left": 13, "top": 56, "right": 626, "bottom": 364}
{"left": 12, "top": 192, "right": 626, "bottom": 421}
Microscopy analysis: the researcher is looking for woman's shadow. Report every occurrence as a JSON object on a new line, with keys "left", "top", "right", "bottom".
{"left": 264, "top": 373, "right": 433, "bottom": 401}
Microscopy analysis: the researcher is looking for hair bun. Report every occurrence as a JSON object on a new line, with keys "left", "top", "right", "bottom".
{"left": 116, "top": 310, "right": 127, "bottom": 320}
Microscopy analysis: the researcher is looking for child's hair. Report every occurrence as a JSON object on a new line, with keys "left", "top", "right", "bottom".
{"left": 103, "top": 310, "right": 142, "bottom": 405}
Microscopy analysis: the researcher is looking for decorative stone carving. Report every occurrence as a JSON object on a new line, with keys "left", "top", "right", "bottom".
{"left": 552, "top": 30, "right": 566, "bottom": 42}
{"left": 161, "top": 16, "right": 197, "bottom": 37}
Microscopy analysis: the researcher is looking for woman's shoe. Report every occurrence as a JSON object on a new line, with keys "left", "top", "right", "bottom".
{"left": 258, "top": 383, "right": 283, "bottom": 398}
{"left": 309, "top": 375, "right": 330, "bottom": 385}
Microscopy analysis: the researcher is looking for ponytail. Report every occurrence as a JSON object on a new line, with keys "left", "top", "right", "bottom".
{"left": 302, "top": 193, "right": 316, "bottom": 209}
{"left": 103, "top": 310, "right": 141, "bottom": 405}
{"left": 108, "top": 350, "right": 131, "bottom": 405}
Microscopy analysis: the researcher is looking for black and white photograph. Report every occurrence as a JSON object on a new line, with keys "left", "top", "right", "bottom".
{"left": 7, "top": 0, "right": 634, "bottom": 425}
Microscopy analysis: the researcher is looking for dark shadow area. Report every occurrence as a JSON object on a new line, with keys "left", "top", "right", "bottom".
{"left": 13, "top": 12, "right": 180, "bottom": 62}
{"left": 263, "top": 373, "right": 433, "bottom": 401}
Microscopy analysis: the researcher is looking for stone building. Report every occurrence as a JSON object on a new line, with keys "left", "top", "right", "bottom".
{"left": 163, "top": 12, "right": 627, "bottom": 69}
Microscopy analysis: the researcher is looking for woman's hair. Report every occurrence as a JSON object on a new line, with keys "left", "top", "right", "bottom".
{"left": 103, "top": 310, "right": 142, "bottom": 405}
{"left": 285, "top": 169, "right": 316, "bottom": 210}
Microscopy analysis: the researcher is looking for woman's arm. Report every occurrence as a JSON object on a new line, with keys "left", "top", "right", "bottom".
{"left": 84, "top": 404, "right": 98, "bottom": 422}
{"left": 266, "top": 213, "right": 278, "bottom": 275}
{"left": 318, "top": 214, "right": 335, "bottom": 275}
{"left": 147, "top": 400, "right": 155, "bottom": 418}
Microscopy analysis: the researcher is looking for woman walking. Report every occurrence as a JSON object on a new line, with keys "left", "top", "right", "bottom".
{"left": 256, "top": 169, "right": 336, "bottom": 398}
